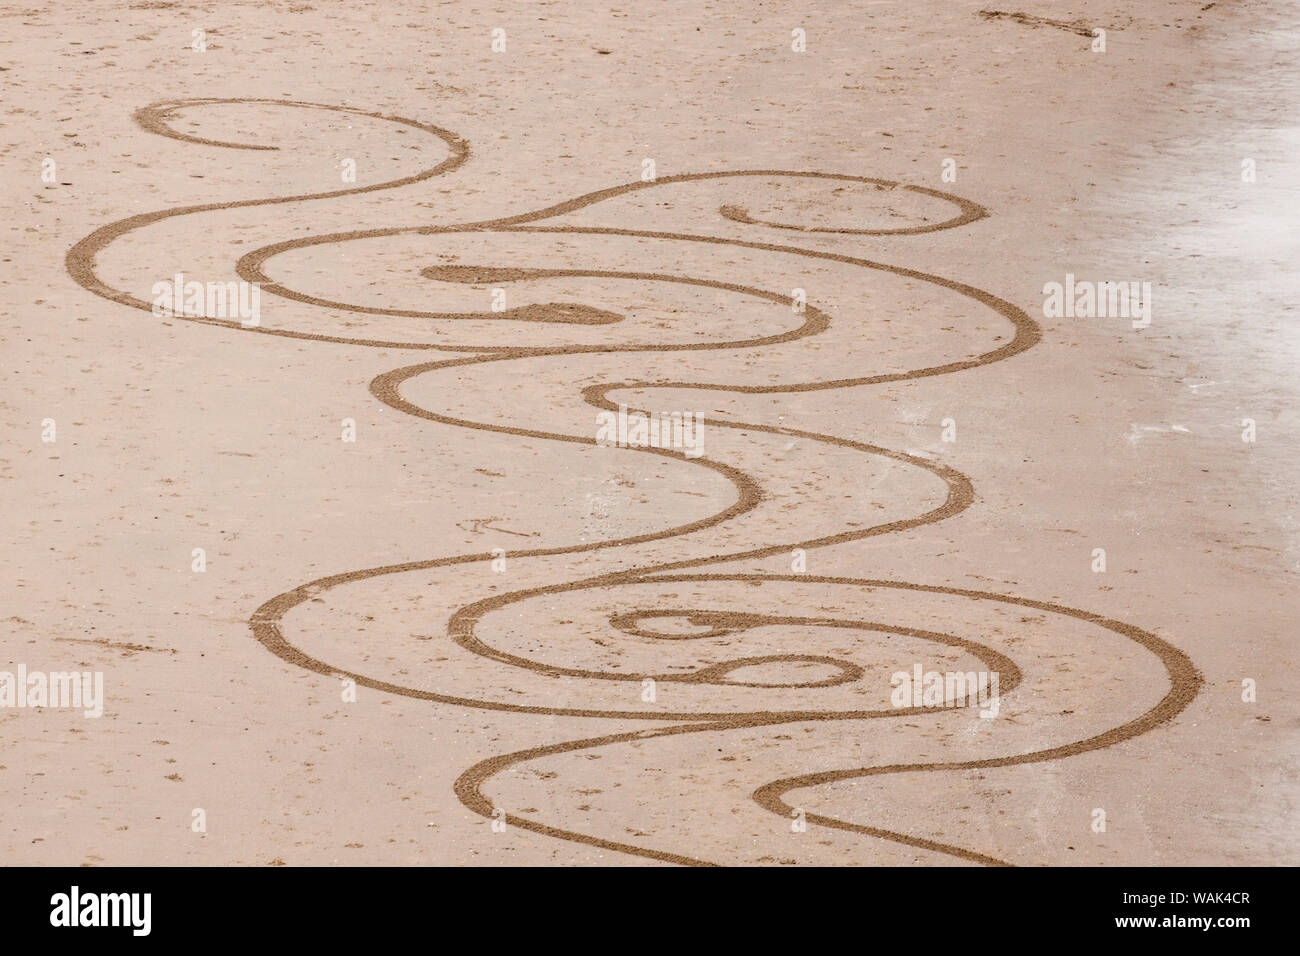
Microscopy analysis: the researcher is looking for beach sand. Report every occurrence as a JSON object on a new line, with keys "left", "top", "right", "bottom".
{"left": 1, "top": 0, "right": 1296, "bottom": 865}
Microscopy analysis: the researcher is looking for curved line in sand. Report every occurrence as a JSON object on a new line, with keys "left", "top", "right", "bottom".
{"left": 66, "top": 98, "right": 469, "bottom": 347}
{"left": 67, "top": 99, "right": 1202, "bottom": 867}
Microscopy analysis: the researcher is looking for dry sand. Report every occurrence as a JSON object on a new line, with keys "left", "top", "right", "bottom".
{"left": 1, "top": 0, "right": 1297, "bottom": 865}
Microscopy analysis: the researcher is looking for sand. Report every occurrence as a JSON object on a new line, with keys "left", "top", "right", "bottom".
{"left": 1, "top": 0, "right": 1297, "bottom": 866}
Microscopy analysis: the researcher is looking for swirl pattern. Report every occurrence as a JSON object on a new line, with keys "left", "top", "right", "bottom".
{"left": 68, "top": 99, "right": 1201, "bottom": 866}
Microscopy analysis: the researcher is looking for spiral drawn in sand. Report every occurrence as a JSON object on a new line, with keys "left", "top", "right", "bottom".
{"left": 68, "top": 99, "right": 1201, "bottom": 866}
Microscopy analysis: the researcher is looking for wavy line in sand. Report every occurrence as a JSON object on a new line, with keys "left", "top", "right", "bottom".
{"left": 67, "top": 99, "right": 1202, "bottom": 866}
